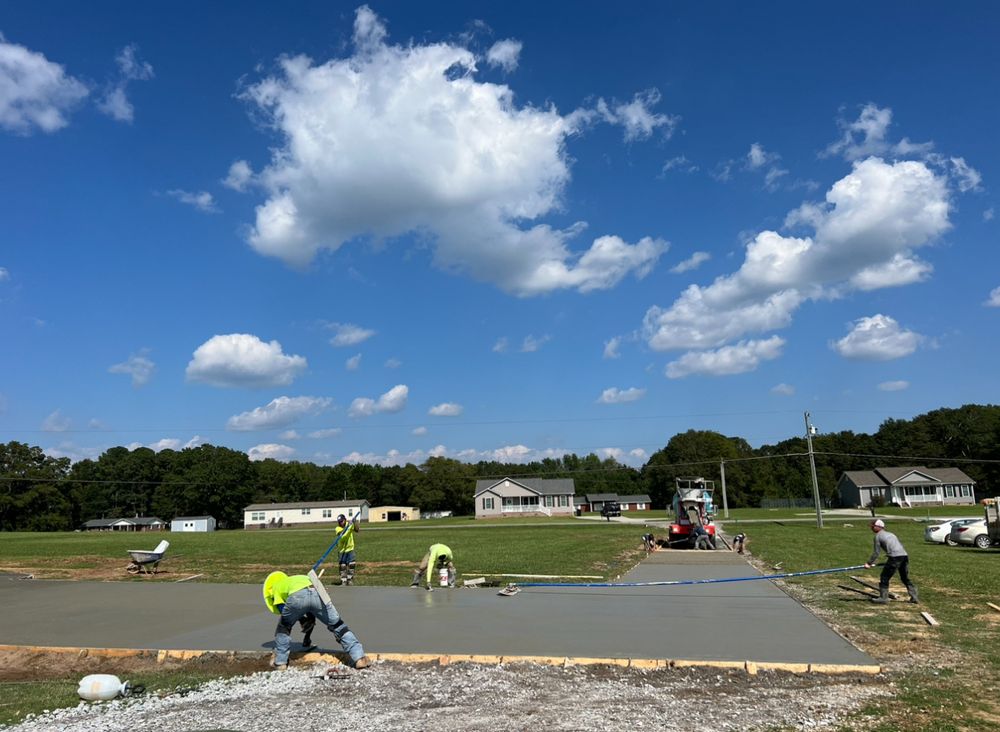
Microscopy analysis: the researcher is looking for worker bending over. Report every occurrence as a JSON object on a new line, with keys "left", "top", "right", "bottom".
{"left": 410, "top": 543, "right": 456, "bottom": 591}
{"left": 263, "top": 571, "right": 370, "bottom": 670}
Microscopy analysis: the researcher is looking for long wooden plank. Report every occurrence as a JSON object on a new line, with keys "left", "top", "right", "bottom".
{"left": 920, "top": 611, "right": 940, "bottom": 626}
{"left": 838, "top": 584, "right": 877, "bottom": 599}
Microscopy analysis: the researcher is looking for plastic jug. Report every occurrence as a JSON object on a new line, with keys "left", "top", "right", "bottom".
{"left": 438, "top": 567, "right": 449, "bottom": 586}
{"left": 78, "top": 674, "right": 130, "bottom": 701}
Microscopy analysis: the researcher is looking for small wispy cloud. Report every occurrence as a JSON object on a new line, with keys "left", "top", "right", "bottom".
{"left": 521, "top": 334, "right": 551, "bottom": 352}
{"left": 771, "top": 383, "right": 795, "bottom": 396}
{"left": 166, "top": 189, "right": 218, "bottom": 213}
{"left": 878, "top": 380, "right": 910, "bottom": 392}
{"left": 670, "top": 252, "right": 710, "bottom": 274}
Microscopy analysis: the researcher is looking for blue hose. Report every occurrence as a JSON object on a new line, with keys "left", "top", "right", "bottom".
{"left": 511, "top": 564, "right": 867, "bottom": 589}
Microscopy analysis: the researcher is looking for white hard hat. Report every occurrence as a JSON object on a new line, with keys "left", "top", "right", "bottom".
{"left": 872, "top": 519, "right": 885, "bottom": 528}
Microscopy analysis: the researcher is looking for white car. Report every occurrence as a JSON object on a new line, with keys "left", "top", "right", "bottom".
{"left": 949, "top": 519, "right": 992, "bottom": 549}
{"left": 924, "top": 517, "right": 980, "bottom": 545}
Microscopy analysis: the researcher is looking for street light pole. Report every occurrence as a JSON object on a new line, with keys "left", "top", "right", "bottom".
{"left": 804, "top": 411, "right": 823, "bottom": 528}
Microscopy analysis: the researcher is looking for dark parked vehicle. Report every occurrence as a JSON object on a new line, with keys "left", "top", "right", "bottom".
{"left": 601, "top": 501, "right": 621, "bottom": 520}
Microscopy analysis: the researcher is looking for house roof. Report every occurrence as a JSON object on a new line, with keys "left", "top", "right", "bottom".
{"left": 841, "top": 466, "right": 976, "bottom": 488}
{"left": 172, "top": 516, "right": 215, "bottom": 521}
{"left": 585, "top": 493, "right": 619, "bottom": 502}
{"left": 83, "top": 516, "right": 165, "bottom": 527}
{"left": 573, "top": 495, "right": 587, "bottom": 505}
{"left": 243, "top": 499, "right": 370, "bottom": 511}
{"left": 474, "top": 477, "right": 575, "bottom": 497}
{"left": 618, "top": 494, "right": 652, "bottom": 504}
{"left": 83, "top": 518, "right": 126, "bottom": 527}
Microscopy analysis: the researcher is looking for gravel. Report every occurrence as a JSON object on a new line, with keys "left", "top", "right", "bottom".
{"left": 6, "top": 661, "right": 890, "bottom": 732}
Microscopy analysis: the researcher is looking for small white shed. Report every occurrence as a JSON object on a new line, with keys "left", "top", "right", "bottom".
{"left": 171, "top": 516, "right": 217, "bottom": 532}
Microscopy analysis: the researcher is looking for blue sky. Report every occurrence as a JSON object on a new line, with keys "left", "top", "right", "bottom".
{"left": 2, "top": 2, "right": 998, "bottom": 467}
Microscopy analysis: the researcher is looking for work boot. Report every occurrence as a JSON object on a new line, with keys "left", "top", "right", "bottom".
{"left": 354, "top": 656, "right": 372, "bottom": 670}
{"left": 907, "top": 584, "right": 919, "bottom": 604}
{"left": 871, "top": 586, "right": 890, "bottom": 604}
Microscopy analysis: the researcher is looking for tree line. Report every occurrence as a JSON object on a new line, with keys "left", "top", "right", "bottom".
{"left": 1, "top": 404, "right": 997, "bottom": 531}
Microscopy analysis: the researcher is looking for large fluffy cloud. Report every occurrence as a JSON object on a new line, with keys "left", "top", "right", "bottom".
{"left": 666, "top": 337, "right": 785, "bottom": 378}
{"left": 238, "top": 6, "right": 666, "bottom": 296}
{"left": 226, "top": 395, "right": 332, "bottom": 431}
{"left": 641, "top": 156, "right": 949, "bottom": 375}
{"left": 248, "top": 443, "right": 296, "bottom": 462}
{"left": 0, "top": 34, "right": 89, "bottom": 133}
{"left": 831, "top": 314, "right": 922, "bottom": 361}
{"left": 186, "top": 334, "right": 307, "bottom": 387}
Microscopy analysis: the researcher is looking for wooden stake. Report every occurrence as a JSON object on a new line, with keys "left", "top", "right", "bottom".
{"left": 986, "top": 602, "right": 1000, "bottom": 613}
{"left": 920, "top": 611, "right": 940, "bottom": 627}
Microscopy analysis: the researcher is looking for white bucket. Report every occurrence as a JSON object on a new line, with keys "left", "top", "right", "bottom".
{"left": 78, "top": 674, "right": 130, "bottom": 701}
{"left": 438, "top": 567, "right": 449, "bottom": 586}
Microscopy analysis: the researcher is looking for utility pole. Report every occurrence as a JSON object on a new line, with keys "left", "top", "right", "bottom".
{"left": 719, "top": 458, "right": 729, "bottom": 519}
{"left": 804, "top": 411, "right": 823, "bottom": 528}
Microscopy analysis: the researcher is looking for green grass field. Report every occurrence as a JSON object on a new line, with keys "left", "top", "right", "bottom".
{"left": 2, "top": 515, "right": 998, "bottom": 729}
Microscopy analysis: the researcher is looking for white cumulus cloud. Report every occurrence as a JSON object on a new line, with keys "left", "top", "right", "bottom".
{"left": 832, "top": 314, "right": 922, "bottom": 361}
{"left": 597, "top": 88, "right": 679, "bottom": 142}
{"left": 167, "top": 189, "right": 218, "bottom": 213}
{"left": 412, "top": 426, "right": 427, "bottom": 435}
{"left": 348, "top": 384, "right": 408, "bottom": 417}
{"left": 237, "top": 6, "right": 666, "bottom": 296}
{"left": 521, "top": 334, "right": 551, "bottom": 352}
{"left": 226, "top": 395, "right": 332, "bottom": 431}
{"left": 824, "top": 103, "right": 932, "bottom": 161}
{"left": 248, "top": 443, "right": 296, "bottom": 462}
{"left": 108, "top": 350, "right": 155, "bottom": 387}
{"left": 0, "top": 33, "right": 89, "bottom": 134}
{"left": 642, "top": 156, "right": 950, "bottom": 356}
{"left": 485, "top": 39, "right": 522, "bottom": 72}
{"left": 97, "top": 44, "right": 154, "bottom": 123}
{"left": 345, "top": 353, "right": 362, "bottom": 371}
{"left": 670, "top": 251, "right": 710, "bottom": 274}
{"left": 666, "top": 337, "right": 785, "bottom": 379}
{"left": 186, "top": 333, "right": 308, "bottom": 388}
{"left": 986, "top": 286, "right": 1000, "bottom": 307}
{"left": 223, "top": 160, "right": 254, "bottom": 191}
{"left": 603, "top": 336, "right": 621, "bottom": 359}
{"left": 597, "top": 387, "right": 646, "bottom": 404}
{"left": 428, "top": 402, "right": 463, "bottom": 417}
{"left": 329, "top": 322, "right": 375, "bottom": 347}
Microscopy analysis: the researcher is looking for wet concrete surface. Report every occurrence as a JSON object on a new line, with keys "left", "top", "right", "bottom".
{"left": 0, "top": 551, "right": 872, "bottom": 665}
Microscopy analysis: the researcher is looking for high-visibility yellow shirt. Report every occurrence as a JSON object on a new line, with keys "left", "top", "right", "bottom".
{"left": 266, "top": 574, "right": 313, "bottom": 613}
{"left": 335, "top": 524, "right": 355, "bottom": 553}
{"left": 425, "top": 543, "right": 453, "bottom": 585}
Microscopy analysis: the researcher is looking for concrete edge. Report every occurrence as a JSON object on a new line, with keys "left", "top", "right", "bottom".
{"left": 0, "top": 645, "right": 880, "bottom": 675}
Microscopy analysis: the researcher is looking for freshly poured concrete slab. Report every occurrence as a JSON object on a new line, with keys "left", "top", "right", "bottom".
{"left": 0, "top": 552, "right": 872, "bottom": 666}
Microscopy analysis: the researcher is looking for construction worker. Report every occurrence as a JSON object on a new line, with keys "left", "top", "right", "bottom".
{"left": 642, "top": 533, "right": 656, "bottom": 552}
{"left": 410, "top": 543, "right": 456, "bottom": 591}
{"left": 692, "top": 525, "right": 713, "bottom": 550}
{"left": 263, "top": 571, "right": 370, "bottom": 670}
{"left": 732, "top": 532, "right": 747, "bottom": 554}
{"left": 335, "top": 514, "right": 359, "bottom": 585}
{"left": 864, "top": 519, "right": 919, "bottom": 604}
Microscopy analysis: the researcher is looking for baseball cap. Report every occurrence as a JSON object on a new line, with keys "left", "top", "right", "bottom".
{"left": 872, "top": 519, "right": 885, "bottom": 528}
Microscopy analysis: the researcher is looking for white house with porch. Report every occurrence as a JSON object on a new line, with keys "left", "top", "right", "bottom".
{"left": 474, "top": 477, "right": 576, "bottom": 518}
{"left": 838, "top": 466, "right": 976, "bottom": 508}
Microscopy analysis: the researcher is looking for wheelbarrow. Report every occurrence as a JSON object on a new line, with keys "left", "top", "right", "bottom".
{"left": 125, "top": 539, "right": 170, "bottom": 574}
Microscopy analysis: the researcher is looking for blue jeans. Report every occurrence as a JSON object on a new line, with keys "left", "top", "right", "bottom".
{"left": 274, "top": 587, "right": 364, "bottom": 665}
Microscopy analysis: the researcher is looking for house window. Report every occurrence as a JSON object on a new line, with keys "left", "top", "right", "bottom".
{"left": 544, "top": 496, "right": 554, "bottom": 507}
{"left": 301, "top": 508, "right": 311, "bottom": 515}
{"left": 960, "top": 485, "right": 972, "bottom": 497}
{"left": 348, "top": 509, "right": 354, "bottom": 517}
{"left": 381, "top": 513, "right": 387, "bottom": 520}
{"left": 251, "top": 512, "right": 265, "bottom": 521}
{"left": 558, "top": 495, "right": 569, "bottom": 507}
{"left": 322, "top": 509, "right": 332, "bottom": 518}
{"left": 483, "top": 497, "right": 494, "bottom": 510}
{"left": 944, "top": 485, "right": 955, "bottom": 498}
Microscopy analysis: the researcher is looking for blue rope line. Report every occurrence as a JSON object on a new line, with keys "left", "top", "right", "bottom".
{"left": 511, "top": 564, "right": 867, "bottom": 589}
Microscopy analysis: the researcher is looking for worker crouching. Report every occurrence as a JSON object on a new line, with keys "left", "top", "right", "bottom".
{"left": 263, "top": 571, "right": 371, "bottom": 670}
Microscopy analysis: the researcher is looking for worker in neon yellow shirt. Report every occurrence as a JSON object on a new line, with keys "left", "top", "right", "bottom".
{"left": 410, "top": 543, "right": 456, "bottom": 591}
{"left": 334, "top": 514, "right": 360, "bottom": 585}
{"left": 263, "top": 571, "right": 369, "bottom": 670}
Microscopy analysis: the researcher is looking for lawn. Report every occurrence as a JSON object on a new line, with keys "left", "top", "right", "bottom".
{"left": 2, "top": 516, "right": 999, "bottom": 729}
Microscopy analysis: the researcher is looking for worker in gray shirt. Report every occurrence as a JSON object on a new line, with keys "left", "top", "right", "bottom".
{"left": 864, "top": 519, "right": 918, "bottom": 604}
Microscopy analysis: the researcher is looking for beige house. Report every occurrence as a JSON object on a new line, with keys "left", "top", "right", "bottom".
{"left": 369, "top": 505, "right": 420, "bottom": 522}
{"left": 243, "top": 500, "right": 370, "bottom": 529}
{"left": 474, "top": 477, "right": 575, "bottom": 519}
